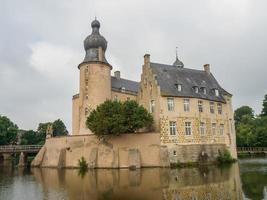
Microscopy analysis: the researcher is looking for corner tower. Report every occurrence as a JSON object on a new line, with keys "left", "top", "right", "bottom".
{"left": 72, "top": 19, "right": 112, "bottom": 135}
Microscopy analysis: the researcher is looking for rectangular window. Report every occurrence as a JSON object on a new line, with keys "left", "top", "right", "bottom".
{"left": 210, "top": 102, "right": 214, "bottom": 113}
{"left": 220, "top": 124, "right": 224, "bottom": 135}
{"left": 198, "top": 100, "right": 203, "bottom": 112}
{"left": 150, "top": 100, "right": 155, "bottom": 113}
{"left": 212, "top": 123, "right": 216, "bottom": 135}
{"left": 167, "top": 98, "right": 174, "bottom": 111}
{"left": 215, "top": 89, "right": 219, "bottom": 96}
{"left": 177, "top": 84, "right": 182, "bottom": 92}
{"left": 200, "top": 122, "right": 205, "bottom": 135}
{"left": 184, "top": 99, "right": 190, "bottom": 112}
{"left": 169, "top": 121, "right": 176, "bottom": 135}
{"left": 218, "top": 103, "right": 222, "bottom": 114}
{"left": 185, "top": 122, "right": 192, "bottom": 136}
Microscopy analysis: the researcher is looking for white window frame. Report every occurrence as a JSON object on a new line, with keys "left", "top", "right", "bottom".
{"left": 202, "top": 87, "right": 207, "bottom": 95}
{"left": 215, "top": 89, "right": 219, "bottom": 96}
{"left": 194, "top": 87, "right": 199, "bottom": 93}
{"left": 184, "top": 99, "right": 190, "bottom": 112}
{"left": 185, "top": 122, "right": 192, "bottom": 136}
{"left": 212, "top": 123, "right": 216, "bottom": 135}
{"left": 200, "top": 122, "right": 205, "bottom": 136}
{"left": 167, "top": 98, "right": 174, "bottom": 111}
{"left": 177, "top": 84, "right": 182, "bottom": 92}
{"left": 150, "top": 100, "right": 155, "bottom": 113}
{"left": 169, "top": 121, "right": 177, "bottom": 135}
{"left": 210, "top": 102, "right": 214, "bottom": 113}
{"left": 121, "top": 87, "right": 126, "bottom": 93}
{"left": 198, "top": 100, "right": 203, "bottom": 112}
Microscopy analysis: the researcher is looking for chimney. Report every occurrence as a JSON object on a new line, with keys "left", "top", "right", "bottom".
{"left": 114, "top": 71, "right": 120, "bottom": 79}
{"left": 144, "top": 54, "right": 150, "bottom": 64}
{"left": 204, "top": 64, "right": 210, "bottom": 74}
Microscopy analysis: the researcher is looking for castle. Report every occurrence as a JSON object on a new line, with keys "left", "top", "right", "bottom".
{"left": 32, "top": 19, "right": 237, "bottom": 168}
{"left": 72, "top": 19, "right": 237, "bottom": 159}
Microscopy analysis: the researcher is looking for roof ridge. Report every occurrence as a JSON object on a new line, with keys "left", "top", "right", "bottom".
{"left": 111, "top": 76, "right": 139, "bottom": 83}
{"left": 150, "top": 62, "right": 205, "bottom": 73}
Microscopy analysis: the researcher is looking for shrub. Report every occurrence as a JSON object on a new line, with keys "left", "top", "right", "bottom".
{"left": 78, "top": 156, "right": 88, "bottom": 171}
{"left": 217, "top": 149, "right": 236, "bottom": 164}
{"left": 86, "top": 100, "right": 153, "bottom": 137}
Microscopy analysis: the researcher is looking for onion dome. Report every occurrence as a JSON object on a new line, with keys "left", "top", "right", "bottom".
{"left": 173, "top": 47, "right": 184, "bottom": 68}
{"left": 80, "top": 19, "right": 110, "bottom": 67}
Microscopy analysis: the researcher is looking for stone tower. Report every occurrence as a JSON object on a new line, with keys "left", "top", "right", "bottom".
{"left": 73, "top": 19, "right": 112, "bottom": 135}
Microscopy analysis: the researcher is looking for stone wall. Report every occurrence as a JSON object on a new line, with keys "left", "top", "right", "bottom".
{"left": 32, "top": 133, "right": 169, "bottom": 168}
{"left": 167, "top": 143, "right": 227, "bottom": 164}
{"left": 32, "top": 133, "right": 229, "bottom": 169}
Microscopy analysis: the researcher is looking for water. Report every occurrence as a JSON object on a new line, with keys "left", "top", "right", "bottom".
{"left": 0, "top": 158, "right": 266, "bottom": 200}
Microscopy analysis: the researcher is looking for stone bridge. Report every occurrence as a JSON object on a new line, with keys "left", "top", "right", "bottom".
{"left": 0, "top": 145, "right": 43, "bottom": 167}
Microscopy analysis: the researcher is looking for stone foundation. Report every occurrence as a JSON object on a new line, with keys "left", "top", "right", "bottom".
{"left": 32, "top": 133, "right": 168, "bottom": 168}
{"left": 168, "top": 144, "right": 227, "bottom": 164}
{"left": 32, "top": 133, "right": 229, "bottom": 169}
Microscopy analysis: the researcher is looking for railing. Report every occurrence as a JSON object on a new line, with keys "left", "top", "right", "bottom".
{"left": 0, "top": 145, "right": 42, "bottom": 153}
{"left": 237, "top": 147, "right": 267, "bottom": 153}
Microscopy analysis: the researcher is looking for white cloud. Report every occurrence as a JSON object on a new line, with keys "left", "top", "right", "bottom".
{"left": 29, "top": 42, "right": 81, "bottom": 79}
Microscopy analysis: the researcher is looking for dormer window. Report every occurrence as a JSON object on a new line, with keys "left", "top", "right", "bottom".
{"left": 193, "top": 86, "right": 199, "bottom": 93}
{"left": 201, "top": 87, "right": 207, "bottom": 95}
{"left": 121, "top": 87, "right": 126, "bottom": 93}
{"left": 175, "top": 84, "right": 182, "bottom": 92}
{"left": 215, "top": 89, "right": 219, "bottom": 96}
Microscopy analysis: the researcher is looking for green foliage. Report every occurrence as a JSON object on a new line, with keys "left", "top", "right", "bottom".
{"left": 86, "top": 100, "right": 153, "bottom": 137}
{"left": 0, "top": 115, "right": 18, "bottom": 145}
{"left": 78, "top": 156, "right": 88, "bottom": 178}
{"left": 234, "top": 106, "right": 254, "bottom": 125}
{"left": 52, "top": 119, "right": 68, "bottom": 137}
{"left": 235, "top": 96, "right": 267, "bottom": 147}
{"left": 20, "top": 130, "right": 42, "bottom": 145}
{"left": 20, "top": 119, "right": 68, "bottom": 145}
{"left": 217, "top": 149, "right": 236, "bottom": 164}
{"left": 78, "top": 156, "right": 88, "bottom": 170}
{"left": 261, "top": 94, "right": 267, "bottom": 117}
{"left": 37, "top": 119, "right": 68, "bottom": 139}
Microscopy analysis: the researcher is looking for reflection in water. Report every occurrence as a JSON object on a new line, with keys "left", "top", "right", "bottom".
{"left": 239, "top": 158, "right": 267, "bottom": 200}
{"left": 30, "top": 164, "right": 243, "bottom": 200}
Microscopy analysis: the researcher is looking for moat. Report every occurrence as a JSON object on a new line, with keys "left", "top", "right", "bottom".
{"left": 0, "top": 158, "right": 266, "bottom": 200}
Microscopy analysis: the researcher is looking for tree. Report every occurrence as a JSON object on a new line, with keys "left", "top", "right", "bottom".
{"left": 52, "top": 119, "right": 68, "bottom": 136}
{"left": 86, "top": 100, "right": 153, "bottom": 137}
{"left": 253, "top": 116, "right": 267, "bottom": 147}
{"left": 236, "top": 115, "right": 255, "bottom": 147}
{"left": 234, "top": 106, "right": 254, "bottom": 125}
{"left": 37, "top": 119, "right": 68, "bottom": 138}
{"left": 261, "top": 94, "right": 267, "bottom": 117}
{"left": 122, "top": 100, "right": 153, "bottom": 133}
{"left": 20, "top": 130, "right": 40, "bottom": 145}
{"left": 0, "top": 115, "right": 18, "bottom": 145}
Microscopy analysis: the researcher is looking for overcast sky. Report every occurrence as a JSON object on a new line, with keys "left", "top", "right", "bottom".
{"left": 1, "top": 0, "right": 267, "bottom": 131}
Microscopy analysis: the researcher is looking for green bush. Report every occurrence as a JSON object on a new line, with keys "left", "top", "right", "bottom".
{"left": 217, "top": 149, "right": 236, "bottom": 164}
{"left": 86, "top": 100, "right": 153, "bottom": 137}
{"left": 78, "top": 156, "right": 88, "bottom": 171}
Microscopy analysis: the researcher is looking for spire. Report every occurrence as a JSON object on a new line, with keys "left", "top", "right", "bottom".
{"left": 173, "top": 46, "right": 184, "bottom": 68}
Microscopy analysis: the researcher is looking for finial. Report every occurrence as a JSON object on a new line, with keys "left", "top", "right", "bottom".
{"left": 95, "top": 16, "right": 97, "bottom": 20}
{"left": 176, "top": 46, "right": 178, "bottom": 59}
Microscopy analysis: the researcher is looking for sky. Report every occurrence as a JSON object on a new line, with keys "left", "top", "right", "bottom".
{"left": 0, "top": 0, "right": 267, "bottom": 131}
